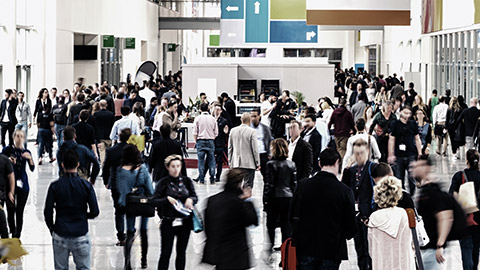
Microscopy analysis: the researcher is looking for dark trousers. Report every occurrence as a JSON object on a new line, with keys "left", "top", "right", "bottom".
{"left": 0, "top": 122, "right": 14, "bottom": 147}
{"left": 0, "top": 200, "right": 9, "bottom": 238}
{"left": 460, "top": 226, "right": 480, "bottom": 270}
{"left": 297, "top": 253, "right": 341, "bottom": 270}
{"left": 392, "top": 155, "right": 417, "bottom": 196}
{"left": 158, "top": 219, "right": 191, "bottom": 270}
{"left": 6, "top": 188, "right": 28, "bottom": 238}
{"left": 260, "top": 153, "right": 269, "bottom": 179}
{"left": 215, "top": 147, "right": 225, "bottom": 182}
{"left": 354, "top": 217, "right": 371, "bottom": 270}
{"left": 240, "top": 168, "right": 255, "bottom": 188}
{"left": 375, "top": 135, "right": 388, "bottom": 163}
{"left": 111, "top": 190, "right": 126, "bottom": 242}
{"left": 266, "top": 198, "right": 291, "bottom": 249}
{"left": 38, "top": 128, "right": 53, "bottom": 159}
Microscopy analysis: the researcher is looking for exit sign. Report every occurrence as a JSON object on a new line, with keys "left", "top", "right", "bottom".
{"left": 103, "top": 35, "right": 115, "bottom": 48}
{"left": 125, "top": 38, "right": 135, "bottom": 49}
{"left": 168, "top": 44, "right": 177, "bottom": 52}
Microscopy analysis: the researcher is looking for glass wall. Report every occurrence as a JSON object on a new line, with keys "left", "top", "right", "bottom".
{"left": 433, "top": 30, "right": 479, "bottom": 100}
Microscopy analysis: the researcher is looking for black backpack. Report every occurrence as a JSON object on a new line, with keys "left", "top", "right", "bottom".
{"left": 52, "top": 105, "right": 67, "bottom": 125}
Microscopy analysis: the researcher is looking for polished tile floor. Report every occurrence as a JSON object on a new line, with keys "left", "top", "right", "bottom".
{"left": 0, "top": 142, "right": 468, "bottom": 269}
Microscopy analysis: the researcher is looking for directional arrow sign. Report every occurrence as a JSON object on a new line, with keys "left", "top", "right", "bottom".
{"left": 221, "top": 0, "right": 244, "bottom": 19}
{"left": 227, "top": 32, "right": 237, "bottom": 37}
{"left": 245, "top": 0, "right": 268, "bottom": 43}
{"left": 270, "top": 21, "right": 318, "bottom": 43}
{"left": 220, "top": 20, "right": 244, "bottom": 45}
{"left": 226, "top": 6, "right": 239, "bottom": 12}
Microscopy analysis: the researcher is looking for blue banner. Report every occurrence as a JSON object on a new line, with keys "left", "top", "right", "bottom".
{"left": 245, "top": 0, "right": 268, "bottom": 43}
{"left": 221, "top": 0, "right": 245, "bottom": 20}
{"left": 270, "top": 21, "right": 318, "bottom": 43}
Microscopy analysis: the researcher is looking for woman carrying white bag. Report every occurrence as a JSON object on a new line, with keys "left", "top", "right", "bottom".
{"left": 449, "top": 149, "right": 480, "bottom": 270}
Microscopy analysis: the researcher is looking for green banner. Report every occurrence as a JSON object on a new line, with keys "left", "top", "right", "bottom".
{"left": 270, "top": 0, "right": 306, "bottom": 20}
{"left": 168, "top": 43, "right": 177, "bottom": 52}
{"left": 209, "top": 35, "right": 220, "bottom": 46}
{"left": 103, "top": 35, "right": 114, "bottom": 48}
{"left": 125, "top": 38, "right": 135, "bottom": 49}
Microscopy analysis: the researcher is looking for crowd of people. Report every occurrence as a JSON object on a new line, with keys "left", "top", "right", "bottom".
{"left": 0, "top": 66, "right": 479, "bottom": 270}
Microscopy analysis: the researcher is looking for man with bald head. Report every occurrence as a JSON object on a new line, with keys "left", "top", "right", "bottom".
{"left": 457, "top": 97, "right": 480, "bottom": 150}
{"left": 228, "top": 112, "right": 260, "bottom": 188}
{"left": 94, "top": 99, "right": 115, "bottom": 165}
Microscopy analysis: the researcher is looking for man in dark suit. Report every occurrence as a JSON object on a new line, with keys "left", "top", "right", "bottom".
{"left": 341, "top": 139, "right": 377, "bottom": 270}
{"left": 301, "top": 114, "right": 322, "bottom": 174}
{"left": 72, "top": 110, "right": 98, "bottom": 159}
{"left": 290, "top": 148, "right": 357, "bottom": 269}
{"left": 103, "top": 128, "right": 131, "bottom": 246}
{"left": 123, "top": 90, "right": 146, "bottom": 110}
{"left": 270, "top": 90, "right": 296, "bottom": 139}
{"left": 68, "top": 93, "right": 85, "bottom": 126}
{"left": 0, "top": 89, "right": 18, "bottom": 147}
{"left": 289, "top": 120, "right": 312, "bottom": 180}
{"left": 149, "top": 124, "right": 186, "bottom": 182}
{"left": 221, "top": 92, "right": 238, "bottom": 127}
{"left": 94, "top": 100, "right": 115, "bottom": 166}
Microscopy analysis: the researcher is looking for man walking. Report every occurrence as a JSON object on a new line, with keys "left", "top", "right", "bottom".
{"left": 52, "top": 96, "right": 68, "bottom": 148}
{"left": 289, "top": 120, "right": 313, "bottom": 180}
{"left": 0, "top": 89, "right": 18, "bottom": 147}
{"left": 44, "top": 149, "right": 99, "bottom": 270}
{"left": 301, "top": 114, "right": 322, "bottom": 174}
{"left": 432, "top": 96, "right": 449, "bottom": 156}
{"left": 213, "top": 103, "right": 230, "bottom": 182}
{"left": 388, "top": 106, "right": 422, "bottom": 196}
{"left": 228, "top": 113, "right": 260, "bottom": 188}
{"left": 291, "top": 148, "right": 357, "bottom": 270}
{"left": 193, "top": 102, "right": 218, "bottom": 184}
{"left": 15, "top": 91, "right": 32, "bottom": 145}
{"left": 94, "top": 100, "right": 115, "bottom": 165}
{"left": 457, "top": 97, "right": 480, "bottom": 150}
{"left": 250, "top": 108, "right": 273, "bottom": 179}
{"left": 328, "top": 98, "right": 355, "bottom": 160}
{"left": 110, "top": 107, "right": 140, "bottom": 143}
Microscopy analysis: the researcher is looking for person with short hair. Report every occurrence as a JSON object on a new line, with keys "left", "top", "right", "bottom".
{"left": 367, "top": 177, "right": 416, "bottom": 270}
{"left": 457, "top": 97, "right": 480, "bottom": 151}
{"left": 228, "top": 112, "right": 260, "bottom": 187}
{"left": 291, "top": 148, "right": 357, "bottom": 269}
{"left": 270, "top": 90, "right": 296, "bottom": 139}
{"left": 193, "top": 102, "right": 218, "bottom": 184}
{"left": 94, "top": 100, "right": 115, "bottom": 166}
{"left": 250, "top": 108, "right": 272, "bottom": 179}
{"left": 213, "top": 103, "right": 230, "bottom": 182}
{"left": 221, "top": 92, "right": 238, "bottom": 127}
{"left": 202, "top": 169, "right": 258, "bottom": 270}
{"left": 328, "top": 98, "right": 355, "bottom": 160}
{"left": 162, "top": 100, "right": 181, "bottom": 139}
{"left": 14, "top": 91, "right": 32, "bottom": 146}
{"left": 351, "top": 93, "right": 368, "bottom": 122}
{"left": 2, "top": 129, "right": 34, "bottom": 238}
{"left": 58, "top": 126, "right": 99, "bottom": 183}
{"left": 433, "top": 96, "right": 449, "bottom": 156}
{"left": 44, "top": 149, "right": 99, "bottom": 270}
{"left": 263, "top": 138, "right": 296, "bottom": 258}
{"left": 289, "top": 120, "right": 313, "bottom": 180}
{"left": 343, "top": 118, "right": 381, "bottom": 170}
{"left": 73, "top": 109, "right": 98, "bottom": 159}
{"left": 388, "top": 106, "right": 422, "bottom": 196}
{"left": 301, "top": 114, "right": 322, "bottom": 174}
{"left": 67, "top": 92, "right": 85, "bottom": 126}
{"left": 110, "top": 106, "right": 140, "bottom": 142}
{"left": 103, "top": 128, "right": 131, "bottom": 246}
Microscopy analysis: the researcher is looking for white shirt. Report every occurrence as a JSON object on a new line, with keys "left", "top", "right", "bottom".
{"left": 320, "top": 108, "right": 333, "bottom": 125}
{"left": 366, "top": 88, "right": 376, "bottom": 102}
{"left": 288, "top": 137, "right": 300, "bottom": 160}
{"left": 110, "top": 116, "right": 140, "bottom": 141}
{"left": 261, "top": 101, "right": 273, "bottom": 127}
{"left": 433, "top": 103, "right": 449, "bottom": 124}
{"left": 139, "top": 88, "right": 156, "bottom": 106}
{"left": 251, "top": 124, "right": 266, "bottom": 154}
{"left": 315, "top": 121, "right": 330, "bottom": 152}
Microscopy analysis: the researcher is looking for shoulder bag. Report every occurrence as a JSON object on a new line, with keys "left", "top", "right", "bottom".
{"left": 126, "top": 168, "right": 155, "bottom": 217}
{"left": 454, "top": 171, "right": 479, "bottom": 226}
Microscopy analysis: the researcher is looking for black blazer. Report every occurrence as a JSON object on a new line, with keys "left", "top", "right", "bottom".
{"left": 93, "top": 109, "right": 115, "bottom": 141}
{"left": 290, "top": 171, "right": 357, "bottom": 260}
{"left": 341, "top": 161, "right": 377, "bottom": 218}
{"left": 68, "top": 103, "right": 84, "bottom": 126}
{"left": 34, "top": 99, "right": 51, "bottom": 119}
{"left": 149, "top": 138, "right": 186, "bottom": 182}
{"left": 202, "top": 189, "right": 258, "bottom": 269}
{"left": 301, "top": 128, "right": 322, "bottom": 173}
{"left": 349, "top": 90, "right": 358, "bottom": 106}
{"left": 292, "top": 138, "right": 313, "bottom": 180}
{"left": 0, "top": 99, "right": 17, "bottom": 125}
{"left": 102, "top": 142, "right": 127, "bottom": 186}
{"left": 72, "top": 122, "right": 96, "bottom": 150}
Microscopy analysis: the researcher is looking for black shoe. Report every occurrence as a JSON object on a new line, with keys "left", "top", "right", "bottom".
{"left": 210, "top": 181, "right": 215, "bottom": 184}
{"left": 273, "top": 247, "right": 282, "bottom": 252}
{"left": 193, "top": 178, "right": 199, "bottom": 183}
{"left": 140, "top": 229, "right": 148, "bottom": 269}
{"left": 116, "top": 240, "right": 125, "bottom": 246}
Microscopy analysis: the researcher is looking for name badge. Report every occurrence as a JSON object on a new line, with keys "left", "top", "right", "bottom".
{"left": 355, "top": 203, "right": 359, "bottom": 212}
{"left": 16, "top": 180, "right": 23, "bottom": 189}
{"left": 399, "top": 144, "right": 406, "bottom": 151}
{"left": 172, "top": 218, "right": 183, "bottom": 227}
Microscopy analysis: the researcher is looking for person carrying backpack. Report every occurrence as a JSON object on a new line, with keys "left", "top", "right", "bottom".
{"left": 52, "top": 96, "right": 68, "bottom": 148}
{"left": 412, "top": 158, "right": 467, "bottom": 270}
{"left": 449, "top": 149, "right": 480, "bottom": 270}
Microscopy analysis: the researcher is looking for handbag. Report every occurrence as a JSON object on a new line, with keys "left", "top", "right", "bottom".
{"left": 454, "top": 171, "right": 479, "bottom": 226}
{"left": 192, "top": 208, "right": 204, "bottom": 233}
{"left": 281, "top": 238, "right": 297, "bottom": 270}
{"left": 414, "top": 210, "right": 430, "bottom": 247}
{"left": 125, "top": 168, "right": 155, "bottom": 217}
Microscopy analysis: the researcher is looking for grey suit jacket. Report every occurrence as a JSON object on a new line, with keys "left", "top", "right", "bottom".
{"left": 228, "top": 124, "right": 260, "bottom": 170}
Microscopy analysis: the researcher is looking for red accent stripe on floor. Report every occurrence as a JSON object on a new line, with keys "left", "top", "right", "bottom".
{"left": 185, "top": 158, "right": 229, "bottom": 169}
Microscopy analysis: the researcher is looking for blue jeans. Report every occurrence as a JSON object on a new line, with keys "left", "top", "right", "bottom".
{"left": 126, "top": 214, "right": 148, "bottom": 233}
{"left": 55, "top": 124, "right": 65, "bottom": 149}
{"left": 297, "top": 254, "right": 341, "bottom": 270}
{"left": 15, "top": 123, "right": 28, "bottom": 148}
{"left": 196, "top": 139, "right": 215, "bottom": 183}
{"left": 52, "top": 232, "right": 91, "bottom": 270}
{"left": 392, "top": 155, "right": 417, "bottom": 196}
{"left": 421, "top": 249, "right": 443, "bottom": 270}
{"left": 460, "top": 226, "right": 480, "bottom": 270}
{"left": 38, "top": 128, "right": 53, "bottom": 159}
